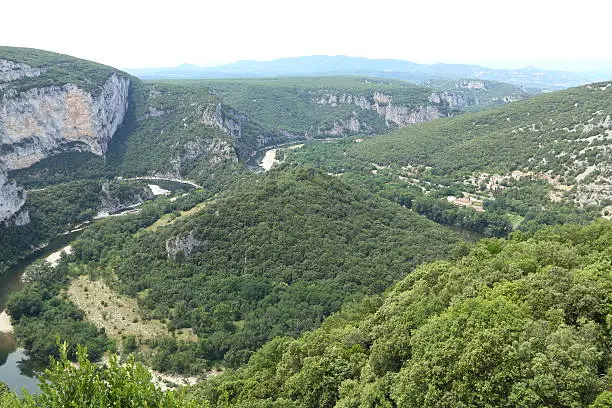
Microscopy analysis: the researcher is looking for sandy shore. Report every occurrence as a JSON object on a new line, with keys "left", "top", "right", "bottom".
{"left": 260, "top": 149, "right": 277, "bottom": 171}
{"left": 45, "top": 245, "right": 74, "bottom": 267}
{"left": 0, "top": 310, "right": 14, "bottom": 333}
{"left": 148, "top": 184, "right": 171, "bottom": 196}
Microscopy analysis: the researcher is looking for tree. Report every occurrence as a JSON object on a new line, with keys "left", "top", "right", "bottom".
{"left": 0, "top": 342, "right": 204, "bottom": 408}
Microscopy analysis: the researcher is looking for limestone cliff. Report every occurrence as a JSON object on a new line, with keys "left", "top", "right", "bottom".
{"left": 170, "top": 138, "right": 236, "bottom": 175}
{"left": 166, "top": 231, "right": 208, "bottom": 261}
{"left": 98, "top": 181, "right": 155, "bottom": 215}
{"left": 200, "top": 103, "right": 252, "bottom": 142}
{"left": 313, "top": 91, "right": 443, "bottom": 131}
{"left": 0, "top": 163, "right": 28, "bottom": 226}
{"left": 200, "top": 103, "right": 273, "bottom": 157}
{"left": 0, "top": 72, "right": 130, "bottom": 169}
{"left": 428, "top": 91, "right": 471, "bottom": 107}
{"left": 0, "top": 59, "right": 44, "bottom": 83}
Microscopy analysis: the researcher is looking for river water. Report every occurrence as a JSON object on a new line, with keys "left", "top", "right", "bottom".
{"left": 0, "top": 180, "right": 197, "bottom": 394}
{"left": 0, "top": 229, "right": 83, "bottom": 395}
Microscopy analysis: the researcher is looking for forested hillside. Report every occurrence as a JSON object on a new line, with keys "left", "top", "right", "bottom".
{"left": 42, "top": 167, "right": 457, "bottom": 371}
{"left": 190, "top": 220, "right": 612, "bottom": 407}
{"left": 195, "top": 76, "right": 528, "bottom": 156}
{"left": 3, "top": 47, "right": 530, "bottom": 194}
{"left": 281, "top": 82, "right": 611, "bottom": 235}
{"left": 0, "top": 179, "right": 154, "bottom": 274}
{"left": 1, "top": 46, "right": 611, "bottom": 408}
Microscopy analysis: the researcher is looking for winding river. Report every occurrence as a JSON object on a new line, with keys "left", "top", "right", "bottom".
{"left": 0, "top": 180, "right": 195, "bottom": 394}
{"left": 0, "top": 230, "right": 83, "bottom": 395}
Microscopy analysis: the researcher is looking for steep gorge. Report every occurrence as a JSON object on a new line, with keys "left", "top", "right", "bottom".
{"left": 0, "top": 71, "right": 130, "bottom": 170}
{"left": 0, "top": 53, "right": 131, "bottom": 224}
{"left": 0, "top": 163, "right": 27, "bottom": 225}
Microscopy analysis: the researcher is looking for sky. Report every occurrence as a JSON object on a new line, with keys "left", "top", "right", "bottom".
{"left": 2, "top": 0, "right": 611, "bottom": 72}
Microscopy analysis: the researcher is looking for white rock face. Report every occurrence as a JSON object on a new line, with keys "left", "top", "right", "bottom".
{"left": 200, "top": 103, "right": 249, "bottom": 140}
{"left": 313, "top": 91, "right": 442, "bottom": 129}
{"left": 429, "top": 91, "right": 470, "bottom": 107}
{"left": 457, "top": 80, "right": 486, "bottom": 89}
{"left": 166, "top": 231, "right": 208, "bottom": 261}
{"left": 0, "top": 73, "right": 130, "bottom": 169}
{"left": 0, "top": 163, "right": 28, "bottom": 225}
{"left": 0, "top": 59, "right": 44, "bottom": 83}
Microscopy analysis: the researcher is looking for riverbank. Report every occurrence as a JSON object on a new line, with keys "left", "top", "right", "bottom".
{"left": 260, "top": 149, "right": 277, "bottom": 171}
{"left": 0, "top": 310, "right": 13, "bottom": 333}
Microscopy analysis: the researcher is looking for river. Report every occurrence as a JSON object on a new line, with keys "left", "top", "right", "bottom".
{"left": 0, "top": 180, "right": 195, "bottom": 394}
{"left": 0, "top": 229, "right": 83, "bottom": 395}
{"left": 247, "top": 138, "right": 339, "bottom": 171}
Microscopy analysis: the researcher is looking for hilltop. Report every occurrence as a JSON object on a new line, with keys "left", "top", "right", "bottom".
{"left": 44, "top": 167, "right": 458, "bottom": 370}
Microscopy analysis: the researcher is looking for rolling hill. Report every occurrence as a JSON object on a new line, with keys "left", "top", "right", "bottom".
{"left": 126, "top": 55, "right": 610, "bottom": 90}
{"left": 46, "top": 167, "right": 459, "bottom": 370}
{"left": 282, "top": 81, "right": 612, "bottom": 233}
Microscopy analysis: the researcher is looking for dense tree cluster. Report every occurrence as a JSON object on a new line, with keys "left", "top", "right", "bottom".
{"left": 0, "top": 179, "right": 154, "bottom": 276}
{"left": 348, "top": 82, "right": 612, "bottom": 179}
{"left": 191, "top": 220, "right": 612, "bottom": 407}
{"left": 0, "top": 344, "right": 200, "bottom": 408}
{"left": 6, "top": 261, "right": 113, "bottom": 363}
{"left": 67, "top": 167, "right": 458, "bottom": 370}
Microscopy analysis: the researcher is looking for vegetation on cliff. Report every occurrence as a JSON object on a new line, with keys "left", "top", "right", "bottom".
{"left": 0, "top": 46, "right": 125, "bottom": 97}
{"left": 282, "top": 82, "right": 611, "bottom": 234}
{"left": 0, "top": 179, "right": 155, "bottom": 275}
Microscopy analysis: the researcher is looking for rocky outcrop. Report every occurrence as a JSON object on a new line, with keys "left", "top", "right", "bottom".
{"left": 98, "top": 181, "right": 155, "bottom": 215}
{"left": 200, "top": 103, "right": 249, "bottom": 140}
{"left": 320, "top": 114, "right": 363, "bottom": 136}
{"left": 0, "top": 163, "right": 28, "bottom": 226}
{"left": 457, "top": 80, "right": 486, "bottom": 89}
{"left": 200, "top": 103, "right": 277, "bottom": 157}
{"left": 502, "top": 95, "right": 522, "bottom": 103}
{"left": 383, "top": 105, "right": 441, "bottom": 126}
{"left": 0, "top": 73, "right": 130, "bottom": 169}
{"left": 0, "top": 59, "right": 44, "bottom": 84}
{"left": 170, "top": 138, "right": 236, "bottom": 175}
{"left": 166, "top": 231, "right": 208, "bottom": 261}
{"left": 428, "top": 91, "right": 471, "bottom": 107}
{"left": 146, "top": 106, "right": 166, "bottom": 118}
{"left": 313, "top": 91, "right": 443, "bottom": 129}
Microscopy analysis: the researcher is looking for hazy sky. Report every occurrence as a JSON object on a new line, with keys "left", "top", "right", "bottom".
{"left": 3, "top": 0, "right": 611, "bottom": 71}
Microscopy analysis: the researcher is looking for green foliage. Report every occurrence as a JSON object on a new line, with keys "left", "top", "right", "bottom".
{"left": 194, "top": 77, "right": 431, "bottom": 138}
{"left": 0, "top": 179, "right": 154, "bottom": 275}
{"left": 5, "top": 190, "right": 214, "bottom": 365}
{"left": 284, "top": 139, "right": 512, "bottom": 237}
{"left": 6, "top": 261, "right": 114, "bottom": 363}
{"left": 70, "top": 167, "right": 458, "bottom": 370}
{"left": 0, "top": 46, "right": 125, "bottom": 97}
{"left": 191, "top": 220, "right": 612, "bottom": 407}
{"left": 0, "top": 343, "right": 202, "bottom": 408}
{"left": 349, "top": 82, "right": 612, "bottom": 177}
{"left": 111, "top": 81, "right": 242, "bottom": 185}
{"left": 283, "top": 79, "right": 610, "bottom": 233}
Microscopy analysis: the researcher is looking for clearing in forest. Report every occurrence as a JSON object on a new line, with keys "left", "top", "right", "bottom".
{"left": 66, "top": 276, "right": 196, "bottom": 343}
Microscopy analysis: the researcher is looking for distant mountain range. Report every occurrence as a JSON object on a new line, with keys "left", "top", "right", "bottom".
{"left": 125, "top": 55, "right": 611, "bottom": 90}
